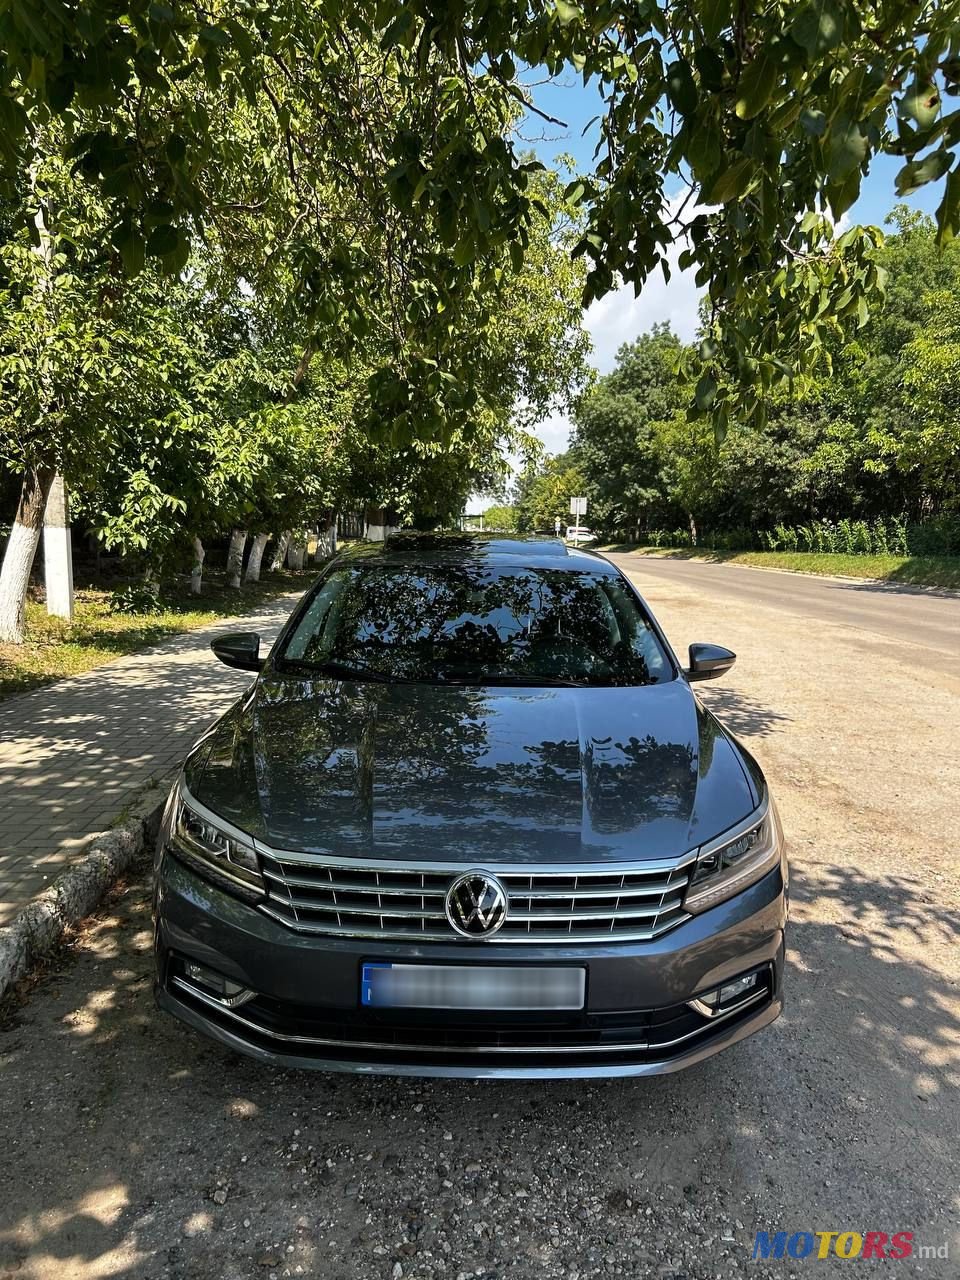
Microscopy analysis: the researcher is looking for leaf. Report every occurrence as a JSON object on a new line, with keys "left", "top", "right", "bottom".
{"left": 695, "top": 373, "right": 717, "bottom": 412}
{"left": 895, "top": 148, "right": 954, "bottom": 195}
{"left": 736, "top": 48, "right": 779, "bottom": 119}
{"left": 554, "top": 0, "right": 581, "bottom": 25}
{"left": 827, "top": 115, "right": 867, "bottom": 182}
{"left": 704, "top": 157, "right": 755, "bottom": 204}
{"left": 146, "top": 223, "right": 179, "bottom": 257}
{"left": 899, "top": 77, "right": 940, "bottom": 130}
{"left": 935, "top": 167, "right": 960, "bottom": 246}
{"left": 790, "top": 0, "right": 844, "bottom": 58}
{"left": 116, "top": 228, "right": 146, "bottom": 276}
{"left": 694, "top": 46, "right": 724, "bottom": 93}
{"left": 666, "top": 61, "right": 698, "bottom": 117}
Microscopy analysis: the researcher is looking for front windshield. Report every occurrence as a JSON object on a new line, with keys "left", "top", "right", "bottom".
{"left": 277, "top": 565, "right": 672, "bottom": 687}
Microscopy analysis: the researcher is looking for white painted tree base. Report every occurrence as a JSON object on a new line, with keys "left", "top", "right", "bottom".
{"left": 227, "top": 529, "right": 248, "bottom": 589}
{"left": 0, "top": 522, "right": 41, "bottom": 643}
{"left": 244, "top": 532, "right": 269, "bottom": 583}
{"left": 190, "top": 537, "right": 205, "bottom": 594}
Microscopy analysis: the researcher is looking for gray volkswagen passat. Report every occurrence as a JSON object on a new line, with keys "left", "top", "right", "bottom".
{"left": 154, "top": 534, "right": 787, "bottom": 1078}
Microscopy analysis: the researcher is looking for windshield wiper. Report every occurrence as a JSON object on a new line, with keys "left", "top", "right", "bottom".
{"left": 279, "top": 658, "right": 394, "bottom": 683}
{"left": 439, "top": 671, "right": 592, "bottom": 688}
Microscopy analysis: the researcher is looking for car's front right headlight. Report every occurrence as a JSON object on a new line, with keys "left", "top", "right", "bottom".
{"left": 683, "top": 798, "right": 782, "bottom": 914}
{"left": 168, "top": 783, "right": 265, "bottom": 900}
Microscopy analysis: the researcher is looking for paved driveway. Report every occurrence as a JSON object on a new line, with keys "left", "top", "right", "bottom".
{"left": 0, "top": 558, "right": 957, "bottom": 1279}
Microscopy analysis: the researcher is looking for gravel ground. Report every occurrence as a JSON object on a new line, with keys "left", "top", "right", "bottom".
{"left": 1, "top": 559, "right": 957, "bottom": 1279}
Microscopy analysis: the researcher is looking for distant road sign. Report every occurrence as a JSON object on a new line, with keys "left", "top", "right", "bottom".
{"left": 569, "top": 496, "right": 588, "bottom": 517}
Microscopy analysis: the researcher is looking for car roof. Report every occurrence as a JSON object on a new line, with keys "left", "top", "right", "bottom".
{"left": 334, "top": 532, "right": 616, "bottom": 573}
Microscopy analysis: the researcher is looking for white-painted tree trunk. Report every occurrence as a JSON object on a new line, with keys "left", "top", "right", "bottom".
{"left": 269, "top": 530, "right": 291, "bottom": 572}
{"left": 287, "top": 532, "right": 306, "bottom": 570}
{"left": 43, "top": 473, "right": 74, "bottom": 620}
{"left": 226, "top": 528, "right": 248, "bottom": 589}
{"left": 0, "top": 468, "right": 55, "bottom": 643}
{"left": 314, "top": 516, "right": 338, "bottom": 562}
{"left": 244, "top": 532, "right": 270, "bottom": 583}
{"left": 190, "top": 537, "right": 205, "bottom": 594}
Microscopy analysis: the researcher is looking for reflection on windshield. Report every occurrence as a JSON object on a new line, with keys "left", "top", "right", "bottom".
{"left": 279, "top": 565, "right": 671, "bottom": 687}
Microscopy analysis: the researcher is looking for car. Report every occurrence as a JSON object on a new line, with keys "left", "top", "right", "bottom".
{"left": 564, "top": 525, "right": 597, "bottom": 545}
{"left": 154, "top": 533, "right": 787, "bottom": 1078}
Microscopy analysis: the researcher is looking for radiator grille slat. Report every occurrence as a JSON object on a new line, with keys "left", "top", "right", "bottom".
{"left": 257, "top": 851, "right": 692, "bottom": 943}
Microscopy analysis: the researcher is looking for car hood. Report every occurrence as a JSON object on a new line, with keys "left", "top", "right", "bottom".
{"left": 185, "top": 676, "right": 759, "bottom": 865}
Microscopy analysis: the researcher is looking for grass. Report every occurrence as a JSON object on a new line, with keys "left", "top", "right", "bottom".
{"left": 599, "top": 546, "right": 960, "bottom": 591}
{"left": 0, "top": 566, "right": 316, "bottom": 703}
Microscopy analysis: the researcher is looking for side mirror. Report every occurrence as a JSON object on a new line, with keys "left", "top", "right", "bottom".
{"left": 685, "top": 642, "right": 736, "bottom": 683}
{"left": 211, "top": 632, "right": 264, "bottom": 672}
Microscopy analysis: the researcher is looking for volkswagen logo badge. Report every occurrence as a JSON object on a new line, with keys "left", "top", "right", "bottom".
{"left": 444, "top": 870, "right": 508, "bottom": 939}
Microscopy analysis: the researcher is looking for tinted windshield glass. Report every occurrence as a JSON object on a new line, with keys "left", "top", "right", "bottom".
{"left": 278, "top": 565, "right": 672, "bottom": 687}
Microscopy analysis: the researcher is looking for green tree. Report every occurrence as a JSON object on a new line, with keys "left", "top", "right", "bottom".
{"left": 513, "top": 453, "right": 588, "bottom": 533}
{"left": 4, "top": 1, "right": 960, "bottom": 433}
{"left": 571, "top": 324, "right": 687, "bottom": 537}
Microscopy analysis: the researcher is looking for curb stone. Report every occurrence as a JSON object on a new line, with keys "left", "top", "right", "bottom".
{"left": 0, "top": 788, "right": 167, "bottom": 1000}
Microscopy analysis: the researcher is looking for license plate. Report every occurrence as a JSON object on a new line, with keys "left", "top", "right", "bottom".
{"left": 360, "top": 963, "right": 586, "bottom": 1011}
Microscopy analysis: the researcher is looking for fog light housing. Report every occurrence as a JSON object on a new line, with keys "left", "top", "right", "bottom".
{"left": 183, "top": 959, "right": 255, "bottom": 1008}
{"left": 689, "top": 968, "right": 762, "bottom": 1018}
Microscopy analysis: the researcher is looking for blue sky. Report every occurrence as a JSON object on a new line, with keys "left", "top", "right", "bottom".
{"left": 485, "top": 73, "right": 945, "bottom": 472}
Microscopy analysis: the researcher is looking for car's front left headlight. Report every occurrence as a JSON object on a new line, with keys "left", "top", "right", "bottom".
{"left": 683, "top": 798, "right": 782, "bottom": 914}
{"left": 169, "top": 784, "right": 265, "bottom": 899}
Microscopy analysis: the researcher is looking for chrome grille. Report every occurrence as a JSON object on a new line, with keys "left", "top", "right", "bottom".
{"left": 258, "top": 849, "right": 694, "bottom": 943}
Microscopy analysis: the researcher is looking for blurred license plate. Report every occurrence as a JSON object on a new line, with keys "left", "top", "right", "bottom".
{"left": 360, "top": 963, "right": 585, "bottom": 1010}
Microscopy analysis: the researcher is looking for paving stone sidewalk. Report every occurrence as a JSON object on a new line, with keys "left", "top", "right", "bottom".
{"left": 0, "top": 594, "right": 299, "bottom": 926}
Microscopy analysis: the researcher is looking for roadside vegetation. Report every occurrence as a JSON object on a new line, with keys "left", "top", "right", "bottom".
{"left": 504, "top": 209, "right": 960, "bottom": 586}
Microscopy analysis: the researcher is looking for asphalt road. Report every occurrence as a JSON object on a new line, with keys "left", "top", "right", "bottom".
{"left": 604, "top": 553, "right": 960, "bottom": 670}
{"left": 0, "top": 556, "right": 957, "bottom": 1279}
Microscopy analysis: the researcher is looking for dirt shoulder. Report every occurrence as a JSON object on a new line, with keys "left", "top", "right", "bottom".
{"left": 0, "top": 562, "right": 957, "bottom": 1279}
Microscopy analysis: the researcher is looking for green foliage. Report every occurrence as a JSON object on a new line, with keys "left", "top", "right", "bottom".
{"left": 107, "top": 583, "right": 163, "bottom": 616}
{"left": 512, "top": 453, "right": 588, "bottom": 533}
{"left": 2, "top": 1, "right": 959, "bottom": 432}
{"left": 480, "top": 505, "right": 517, "bottom": 531}
{"left": 641, "top": 516, "right": 959, "bottom": 557}
{"left": 0, "top": 115, "right": 588, "bottom": 580}
{"left": 571, "top": 210, "right": 960, "bottom": 549}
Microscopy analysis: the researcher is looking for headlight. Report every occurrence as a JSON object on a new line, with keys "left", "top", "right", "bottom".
{"left": 169, "top": 784, "right": 264, "bottom": 898}
{"left": 683, "top": 799, "right": 782, "bottom": 914}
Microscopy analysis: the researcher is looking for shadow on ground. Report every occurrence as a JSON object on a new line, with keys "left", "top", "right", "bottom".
{"left": 0, "top": 852, "right": 956, "bottom": 1279}
{"left": 696, "top": 683, "right": 792, "bottom": 741}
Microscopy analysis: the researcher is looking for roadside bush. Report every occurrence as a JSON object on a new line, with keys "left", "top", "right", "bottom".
{"left": 108, "top": 584, "right": 163, "bottom": 615}
{"left": 644, "top": 516, "right": 960, "bottom": 557}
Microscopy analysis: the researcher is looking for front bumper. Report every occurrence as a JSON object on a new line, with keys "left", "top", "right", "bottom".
{"left": 154, "top": 850, "right": 787, "bottom": 1079}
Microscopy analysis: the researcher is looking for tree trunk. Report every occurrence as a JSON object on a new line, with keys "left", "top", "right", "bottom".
{"left": 43, "top": 473, "right": 74, "bottom": 621}
{"left": 314, "top": 513, "right": 338, "bottom": 562}
{"left": 244, "top": 532, "right": 270, "bottom": 583}
{"left": 0, "top": 467, "right": 56, "bottom": 643}
{"left": 190, "top": 537, "right": 205, "bottom": 595}
{"left": 688, "top": 513, "right": 698, "bottom": 547}
{"left": 269, "top": 530, "right": 291, "bottom": 572}
{"left": 226, "top": 528, "right": 248, "bottom": 589}
{"left": 287, "top": 532, "right": 305, "bottom": 570}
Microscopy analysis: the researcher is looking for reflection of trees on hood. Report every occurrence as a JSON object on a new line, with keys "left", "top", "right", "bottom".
{"left": 196, "top": 675, "right": 715, "bottom": 859}
{"left": 582, "top": 735, "right": 696, "bottom": 836}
